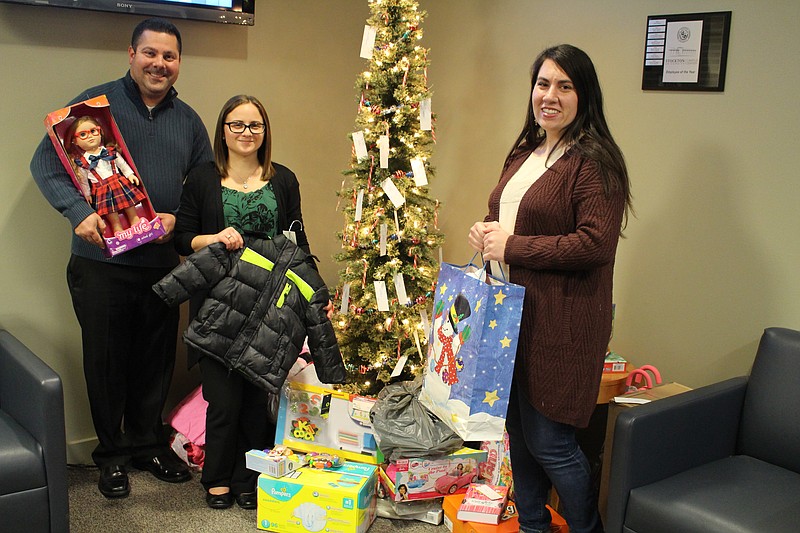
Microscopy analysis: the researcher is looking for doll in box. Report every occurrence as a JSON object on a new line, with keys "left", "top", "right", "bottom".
{"left": 64, "top": 116, "right": 147, "bottom": 235}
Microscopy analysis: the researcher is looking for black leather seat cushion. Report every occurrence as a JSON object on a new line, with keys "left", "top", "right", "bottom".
{"left": 625, "top": 455, "right": 800, "bottom": 533}
{"left": 0, "top": 410, "right": 46, "bottom": 496}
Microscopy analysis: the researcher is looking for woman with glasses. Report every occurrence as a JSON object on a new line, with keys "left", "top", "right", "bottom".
{"left": 65, "top": 116, "right": 147, "bottom": 234}
{"left": 173, "top": 94, "right": 326, "bottom": 510}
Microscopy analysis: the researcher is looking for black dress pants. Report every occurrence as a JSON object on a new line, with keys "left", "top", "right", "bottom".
{"left": 67, "top": 254, "right": 179, "bottom": 467}
{"left": 199, "top": 356, "right": 276, "bottom": 494}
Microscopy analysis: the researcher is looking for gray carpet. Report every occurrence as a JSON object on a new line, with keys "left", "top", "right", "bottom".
{"left": 68, "top": 465, "right": 446, "bottom": 533}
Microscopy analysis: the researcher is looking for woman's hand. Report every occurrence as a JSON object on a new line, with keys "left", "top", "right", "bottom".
{"left": 480, "top": 221, "right": 509, "bottom": 262}
{"left": 190, "top": 226, "right": 243, "bottom": 252}
{"left": 323, "top": 299, "right": 334, "bottom": 320}
{"left": 468, "top": 222, "right": 488, "bottom": 252}
{"left": 216, "top": 227, "right": 243, "bottom": 250}
{"left": 469, "top": 221, "right": 509, "bottom": 261}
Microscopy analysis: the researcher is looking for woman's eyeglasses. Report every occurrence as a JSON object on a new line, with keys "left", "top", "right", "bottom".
{"left": 224, "top": 121, "right": 266, "bottom": 135}
{"left": 74, "top": 127, "right": 102, "bottom": 140}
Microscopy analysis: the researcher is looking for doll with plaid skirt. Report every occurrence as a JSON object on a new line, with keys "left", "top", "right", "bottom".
{"left": 66, "top": 115, "right": 147, "bottom": 235}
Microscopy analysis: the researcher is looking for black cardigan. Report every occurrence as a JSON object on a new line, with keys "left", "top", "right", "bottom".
{"left": 173, "top": 160, "right": 314, "bottom": 259}
{"left": 172, "top": 160, "right": 319, "bottom": 367}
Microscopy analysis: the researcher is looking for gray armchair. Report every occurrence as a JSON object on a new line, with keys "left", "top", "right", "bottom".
{"left": 605, "top": 327, "right": 800, "bottom": 533}
{"left": 0, "top": 329, "right": 69, "bottom": 533}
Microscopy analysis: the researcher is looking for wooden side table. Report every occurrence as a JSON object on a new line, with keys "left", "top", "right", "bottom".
{"left": 597, "top": 369, "right": 632, "bottom": 404}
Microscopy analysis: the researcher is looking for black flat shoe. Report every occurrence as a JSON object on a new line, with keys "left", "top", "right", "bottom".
{"left": 132, "top": 454, "right": 191, "bottom": 483}
{"left": 98, "top": 464, "right": 130, "bottom": 499}
{"left": 236, "top": 491, "right": 257, "bottom": 510}
{"left": 206, "top": 490, "right": 234, "bottom": 509}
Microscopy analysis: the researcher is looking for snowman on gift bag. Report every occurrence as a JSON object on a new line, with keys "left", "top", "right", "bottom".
{"left": 431, "top": 293, "right": 472, "bottom": 385}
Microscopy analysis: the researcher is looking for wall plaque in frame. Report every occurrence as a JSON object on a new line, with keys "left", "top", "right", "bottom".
{"left": 642, "top": 11, "right": 731, "bottom": 91}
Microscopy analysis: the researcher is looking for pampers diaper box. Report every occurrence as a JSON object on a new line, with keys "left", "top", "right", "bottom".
{"left": 256, "top": 462, "right": 378, "bottom": 533}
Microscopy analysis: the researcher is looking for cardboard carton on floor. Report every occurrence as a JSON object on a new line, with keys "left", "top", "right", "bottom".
{"left": 443, "top": 493, "right": 568, "bottom": 533}
{"left": 256, "top": 462, "right": 377, "bottom": 533}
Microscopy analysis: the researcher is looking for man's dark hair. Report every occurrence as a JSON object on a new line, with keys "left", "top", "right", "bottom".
{"left": 131, "top": 17, "right": 182, "bottom": 55}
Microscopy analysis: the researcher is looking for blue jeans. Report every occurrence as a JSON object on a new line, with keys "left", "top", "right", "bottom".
{"left": 506, "top": 384, "right": 603, "bottom": 533}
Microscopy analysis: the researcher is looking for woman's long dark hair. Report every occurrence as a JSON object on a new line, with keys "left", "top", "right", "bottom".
{"left": 213, "top": 94, "right": 275, "bottom": 181}
{"left": 507, "top": 44, "right": 633, "bottom": 227}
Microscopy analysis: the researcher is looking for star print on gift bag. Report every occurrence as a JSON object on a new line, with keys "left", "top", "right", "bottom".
{"left": 418, "top": 258, "right": 524, "bottom": 441}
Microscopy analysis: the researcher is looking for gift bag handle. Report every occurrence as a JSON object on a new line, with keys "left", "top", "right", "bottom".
{"left": 467, "top": 252, "right": 509, "bottom": 284}
{"left": 466, "top": 252, "right": 490, "bottom": 284}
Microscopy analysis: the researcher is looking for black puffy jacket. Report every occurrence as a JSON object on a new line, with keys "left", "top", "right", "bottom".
{"left": 152, "top": 235, "right": 345, "bottom": 392}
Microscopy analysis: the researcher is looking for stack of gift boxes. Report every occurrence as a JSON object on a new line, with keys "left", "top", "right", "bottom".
{"left": 243, "top": 361, "right": 567, "bottom": 533}
{"left": 244, "top": 363, "right": 384, "bottom": 533}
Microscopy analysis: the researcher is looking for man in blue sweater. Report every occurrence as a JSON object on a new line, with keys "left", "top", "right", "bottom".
{"left": 30, "top": 18, "right": 213, "bottom": 499}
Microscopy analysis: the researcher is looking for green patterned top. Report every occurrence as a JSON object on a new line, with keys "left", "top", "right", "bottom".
{"left": 221, "top": 182, "right": 278, "bottom": 237}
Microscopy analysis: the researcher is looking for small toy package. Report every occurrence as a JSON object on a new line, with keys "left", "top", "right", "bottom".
{"left": 256, "top": 462, "right": 378, "bottom": 533}
{"left": 603, "top": 351, "right": 628, "bottom": 373}
{"left": 44, "top": 95, "right": 165, "bottom": 257}
{"left": 478, "top": 432, "right": 513, "bottom": 488}
{"left": 246, "top": 446, "right": 304, "bottom": 479}
{"left": 457, "top": 483, "right": 509, "bottom": 525}
{"left": 379, "top": 446, "right": 488, "bottom": 502}
{"left": 275, "top": 364, "right": 383, "bottom": 464}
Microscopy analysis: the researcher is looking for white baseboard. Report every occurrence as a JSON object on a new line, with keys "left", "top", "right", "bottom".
{"left": 67, "top": 436, "right": 97, "bottom": 465}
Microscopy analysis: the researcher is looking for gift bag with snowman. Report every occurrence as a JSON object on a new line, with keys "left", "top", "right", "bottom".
{"left": 417, "top": 259, "right": 524, "bottom": 441}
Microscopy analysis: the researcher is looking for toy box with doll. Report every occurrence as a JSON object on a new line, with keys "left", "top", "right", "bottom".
{"left": 275, "top": 362, "right": 383, "bottom": 465}
{"left": 256, "top": 461, "right": 378, "bottom": 533}
{"left": 44, "top": 95, "right": 165, "bottom": 257}
{"left": 379, "top": 447, "right": 488, "bottom": 502}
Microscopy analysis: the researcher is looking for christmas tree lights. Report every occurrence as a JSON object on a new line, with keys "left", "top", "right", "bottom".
{"left": 333, "top": 0, "right": 444, "bottom": 396}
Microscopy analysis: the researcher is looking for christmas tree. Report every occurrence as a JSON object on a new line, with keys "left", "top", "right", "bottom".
{"left": 333, "top": 0, "right": 444, "bottom": 396}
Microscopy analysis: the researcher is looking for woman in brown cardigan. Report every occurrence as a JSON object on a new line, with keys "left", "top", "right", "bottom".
{"left": 468, "top": 44, "right": 632, "bottom": 533}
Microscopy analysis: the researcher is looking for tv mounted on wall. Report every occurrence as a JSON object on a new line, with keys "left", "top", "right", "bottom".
{"left": 0, "top": 0, "right": 255, "bottom": 26}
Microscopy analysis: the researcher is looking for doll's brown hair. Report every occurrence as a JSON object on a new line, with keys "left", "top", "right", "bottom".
{"left": 213, "top": 95, "right": 275, "bottom": 181}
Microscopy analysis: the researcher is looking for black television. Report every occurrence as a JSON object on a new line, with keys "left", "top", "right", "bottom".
{"left": 0, "top": 0, "right": 255, "bottom": 25}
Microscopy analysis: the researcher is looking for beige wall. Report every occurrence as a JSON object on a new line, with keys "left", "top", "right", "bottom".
{"left": 2, "top": 1, "right": 798, "bottom": 462}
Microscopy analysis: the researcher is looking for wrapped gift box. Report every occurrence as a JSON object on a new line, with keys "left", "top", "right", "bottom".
{"left": 44, "top": 95, "right": 165, "bottom": 257}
